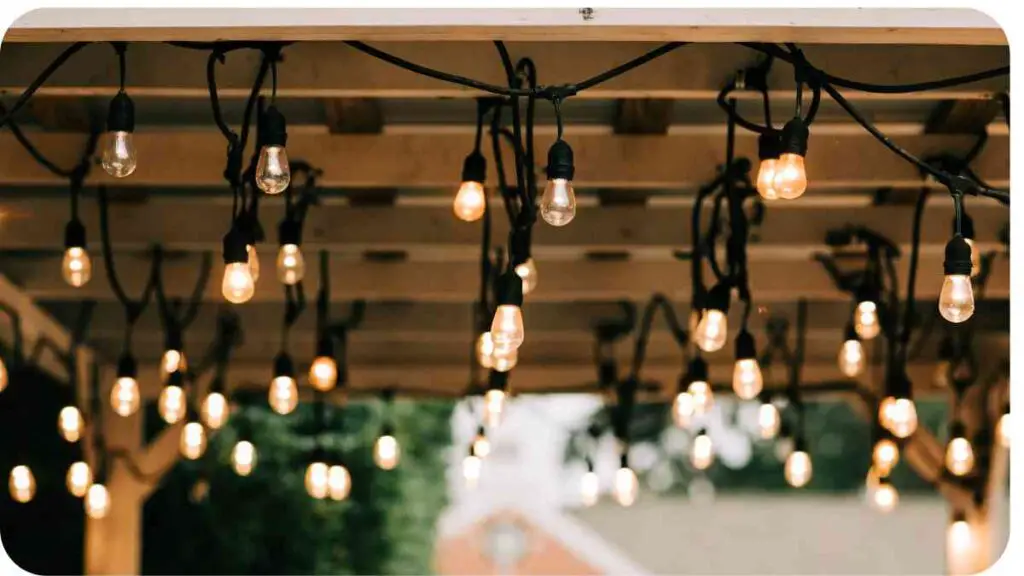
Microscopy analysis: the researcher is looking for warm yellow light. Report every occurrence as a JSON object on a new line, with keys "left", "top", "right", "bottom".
{"left": 732, "top": 358, "right": 763, "bottom": 400}
{"left": 9, "top": 465, "right": 35, "bottom": 503}
{"left": 328, "top": 465, "right": 351, "bottom": 501}
{"left": 222, "top": 262, "right": 256, "bottom": 304}
{"left": 871, "top": 479, "right": 899, "bottom": 513}
{"left": 872, "top": 438, "right": 900, "bottom": 476}
{"left": 276, "top": 244, "right": 306, "bottom": 285}
{"left": 694, "top": 310, "right": 728, "bottom": 353}
{"left": 59, "top": 405, "right": 84, "bottom": 443}
{"left": 0, "top": 356, "right": 8, "bottom": 393}
{"left": 939, "top": 274, "right": 975, "bottom": 324}
{"left": 491, "top": 345, "right": 518, "bottom": 373}
{"left": 453, "top": 180, "right": 486, "bottom": 222}
{"left": 476, "top": 332, "right": 495, "bottom": 369}
{"left": 771, "top": 153, "right": 807, "bottom": 200}
{"left": 947, "top": 517, "right": 975, "bottom": 561}
{"left": 540, "top": 178, "right": 576, "bottom": 227}
{"left": 256, "top": 144, "right": 291, "bottom": 195}
{"left": 691, "top": 432, "right": 714, "bottom": 470}
{"left": 472, "top": 430, "right": 491, "bottom": 459}
{"left": 231, "top": 441, "right": 257, "bottom": 476}
{"left": 62, "top": 246, "right": 92, "bottom": 287}
{"left": 269, "top": 376, "right": 298, "bottom": 415}
{"left": 785, "top": 450, "right": 813, "bottom": 488}
{"left": 180, "top": 422, "right": 207, "bottom": 460}
{"left": 309, "top": 356, "right": 338, "bottom": 392}
{"left": 85, "top": 483, "right": 111, "bottom": 519}
{"left": 158, "top": 385, "right": 186, "bottom": 424}
{"left": 66, "top": 461, "right": 92, "bottom": 498}
{"left": 305, "top": 462, "right": 329, "bottom": 499}
{"left": 110, "top": 376, "right": 140, "bottom": 417}
{"left": 614, "top": 466, "right": 638, "bottom": 507}
{"left": 462, "top": 454, "right": 482, "bottom": 489}
{"left": 374, "top": 435, "right": 401, "bottom": 470}
{"left": 515, "top": 258, "right": 539, "bottom": 295}
{"left": 162, "top": 349, "right": 187, "bottom": 375}
{"left": 757, "top": 402, "right": 781, "bottom": 440}
{"left": 484, "top": 389, "right": 506, "bottom": 428}
{"left": 101, "top": 130, "right": 137, "bottom": 178}
{"left": 687, "top": 381, "right": 714, "bottom": 415}
{"left": 998, "top": 412, "right": 1011, "bottom": 448}
{"left": 580, "top": 470, "right": 600, "bottom": 507}
{"left": 490, "top": 305, "right": 525, "bottom": 351}
{"left": 945, "top": 436, "right": 975, "bottom": 476}
{"left": 201, "top": 392, "right": 229, "bottom": 430}
{"left": 879, "top": 397, "right": 918, "bottom": 439}
{"left": 673, "top": 391, "right": 695, "bottom": 428}
{"left": 756, "top": 159, "right": 780, "bottom": 200}
{"left": 838, "top": 339, "right": 865, "bottom": 378}
{"left": 854, "top": 301, "right": 880, "bottom": 340}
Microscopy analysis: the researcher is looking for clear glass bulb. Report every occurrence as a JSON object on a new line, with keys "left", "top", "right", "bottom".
{"left": 158, "top": 385, "right": 186, "bottom": 424}
{"left": 939, "top": 275, "right": 975, "bottom": 323}
{"left": 934, "top": 359, "right": 952, "bottom": 389}
{"left": 0, "top": 356, "right": 7, "bottom": 393}
{"left": 59, "top": 405, "right": 83, "bottom": 443}
{"left": 838, "top": 339, "right": 865, "bottom": 377}
{"left": 879, "top": 396, "right": 918, "bottom": 439}
{"left": 871, "top": 480, "right": 899, "bottom": 513}
{"left": 66, "top": 461, "right": 92, "bottom": 498}
{"left": 540, "top": 178, "right": 576, "bottom": 226}
{"left": 9, "top": 465, "right": 35, "bottom": 503}
{"left": 694, "top": 310, "right": 728, "bottom": 352}
{"left": 110, "top": 376, "right": 140, "bottom": 417}
{"left": 101, "top": 130, "right": 137, "bottom": 178}
{"left": 998, "top": 412, "right": 1011, "bottom": 448}
{"left": 246, "top": 244, "right": 260, "bottom": 283}
{"left": 85, "top": 483, "right": 111, "bottom": 519}
{"left": 756, "top": 158, "right": 779, "bottom": 200}
{"left": 162, "top": 349, "right": 187, "bottom": 376}
{"left": 945, "top": 436, "right": 975, "bottom": 476}
{"left": 201, "top": 392, "right": 229, "bottom": 430}
{"left": 614, "top": 466, "right": 639, "bottom": 507}
{"left": 772, "top": 153, "right": 807, "bottom": 200}
{"left": 484, "top": 389, "right": 506, "bottom": 428}
{"left": 256, "top": 145, "right": 291, "bottom": 195}
{"left": 462, "top": 454, "right": 483, "bottom": 489}
{"left": 180, "top": 422, "right": 207, "bottom": 460}
{"left": 854, "top": 301, "right": 880, "bottom": 340}
{"left": 872, "top": 438, "right": 900, "bottom": 476}
{"left": 309, "top": 356, "right": 338, "bottom": 392}
{"left": 687, "top": 381, "right": 714, "bottom": 415}
{"left": 328, "top": 465, "right": 351, "bottom": 501}
{"left": 491, "top": 345, "right": 518, "bottom": 373}
{"left": 673, "top": 391, "right": 695, "bottom": 428}
{"left": 472, "top": 432, "right": 491, "bottom": 459}
{"left": 785, "top": 450, "right": 813, "bottom": 488}
{"left": 515, "top": 258, "right": 539, "bottom": 295}
{"left": 231, "top": 441, "right": 257, "bottom": 476}
{"left": 276, "top": 244, "right": 305, "bottom": 285}
{"left": 947, "top": 518, "right": 973, "bottom": 557}
{"left": 305, "top": 462, "right": 328, "bottom": 499}
{"left": 374, "top": 435, "right": 400, "bottom": 470}
{"left": 453, "top": 181, "right": 486, "bottom": 222}
{"left": 269, "top": 376, "right": 298, "bottom": 415}
{"left": 691, "top": 433, "right": 714, "bottom": 470}
{"left": 757, "top": 402, "right": 781, "bottom": 440}
{"left": 732, "top": 358, "right": 763, "bottom": 400}
{"left": 490, "top": 304, "right": 525, "bottom": 350}
{"left": 964, "top": 238, "right": 981, "bottom": 278}
{"left": 476, "top": 332, "right": 495, "bottom": 369}
{"left": 62, "top": 246, "right": 92, "bottom": 287}
{"left": 222, "top": 262, "right": 256, "bottom": 304}
{"left": 580, "top": 470, "right": 600, "bottom": 507}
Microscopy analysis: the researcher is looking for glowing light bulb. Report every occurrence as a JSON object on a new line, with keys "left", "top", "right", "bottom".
{"left": 838, "top": 338, "right": 865, "bottom": 378}
{"left": 269, "top": 376, "right": 298, "bottom": 415}
{"left": 871, "top": 477, "right": 899, "bottom": 513}
{"left": 101, "top": 129, "right": 138, "bottom": 178}
{"left": 222, "top": 262, "right": 255, "bottom": 304}
{"left": 732, "top": 359, "right": 763, "bottom": 400}
{"left": 328, "top": 465, "right": 351, "bottom": 501}
{"left": 673, "top": 391, "right": 695, "bottom": 428}
{"left": 490, "top": 305, "right": 525, "bottom": 351}
{"left": 305, "top": 462, "right": 329, "bottom": 499}
{"left": 85, "top": 483, "right": 111, "bottom": 519}
{"left": 879, "top": 396, "right": 918, "bottom": 439}
{"left": 945, "top": 436, "right": 975, "bottom": 477}
{"left": 158, "top": 385, "right": 186, "bottom": 424}
{"left": 246, "top": 244, "right": 260, "bottom": 283}
{"left": 484, "top": 389, "right": 506, "bottom": 428}
{"left": 998, "top": 411, "right": 1011, "bottom": 448}
{"left": 939, "top": 275, "right": 975, "bottom": 324}
{"left": 374, "top": 434, "right": 400, "bottom": 470}
{"left": 309, "top": 356, "right": 338, "bottom": 392}
{"left": 540, "top": 178, "right": 576, "bottom": 227}
{"left": 515, "top": 258, "right": 539, "bottom": 295}
{"left": 476, "top": 332, "right": 495, "bottom": 369}
{"left": 756, "top": 158, "right": 779, "bottom": 200}
{"left": 201, "top": 392, "right": 229, "bottom": 430}
{"left": 9, "top": 465, "right": 35, "bottom": 503}
{"left": 694, "top": 310, "right": 728, "bottom": 353}
{"left": 854, "top": 301, "right": 880, "bottom": 340}
{"left": 772, "top": 153, "right": 807, "bottom": 200}
{"left": 872, "top": 438, "right": 900, "bottom": 476}
{"left": 472, "top": 427, "right": 491, "bottom": 459}
{"left": 256, "top": 145, "right": 291, "bottom": 195}
{"left": 580, "top": 470, "right": 600, "bottom": 507}
{"left": 180, "top": 422, "right": 207, "bottom": 460}
{"left": 162, "top": 349, "right": 187, "bottom": 376}
{"left": 62, "top": 246, "right": 92, "bottom": 288}
{"left": 59, "top": 405, "right": 84, "bottom": 443}
{"left": 276, "top": 244, "right": 305, "bottom": 285}
{"left": 111, "top": 376, "right": 140, "bottom": 417}
{"left": 687, "top": 381, "right": 714, "bottom": 415}
{"left": 491, "top": 345, "right": 518, "bottom": 373}
{"left": 66, "top": 461, "right": 92, "bottom": 498}
{"left": 462, "top": 451, "right": 483, "bottom": 489}
{"left": 785, "top": 450, "right": 813, "bottom": 488}
{"left": 691, "top": 431, "right": 714, "bottom": 470}
{"left": 757, "top": 402, "right": 781, "bottom": 440}
{"left": 231, "top": 441, "right": 257, "bottom": 476}
{"left": 614, "top": 463, "right": 639, "bottom": 507}
{"left": 0, "top": 356, "right": 7, "bottom": 393}
{"left": 453, "top": 180, "right": 486, "bottom": 222}
{"left": 947, "top": 515, "right": 974, "bottom": 559}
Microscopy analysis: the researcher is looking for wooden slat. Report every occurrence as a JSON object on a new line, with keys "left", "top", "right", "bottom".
{"left": 323, "top": 97, "right": 384, "bottom": 134}
{"left": 613, "top": 98, "right": 673, "bottom": 134}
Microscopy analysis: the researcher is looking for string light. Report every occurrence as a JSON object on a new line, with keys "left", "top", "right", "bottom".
{"left": 540, "top": 139, "right": 576, "bottom": 227}
{"left": 374, "top": 424, "right": 401, "bottom": 470}
{"left": 732, "top": 330, "right": 763, "bottom": 400}
{"left": 58, "top": 405, "right": 84, "bottom": 443}
{"left": 491, "top": 345, "right": 518, "bottom": 373}
{"left": 305, "top": 458, "right": 329, "bottom": 500}
{"left": 231, "top": 440, "right": 257, "bottom": 476}
{"left": 158, "top": 371, "right": 187, "bottom": 424}
{"left": 756, "top": 393, "right": 781, "bottom": 440}
{"left": 515, "top": 258, "right": 539, "bottom": 296}
{"left": 853, "top": 292, "right": 881, "bottom": 340}
{"left": 222, "top": 224, "right": 255, "bottom": 304}
{"left": 944, "top": 421, "right": 975, "bottom": 476}
{"left": 998, "top": 404, "right": 1011, "bottom": 448}
{"left": 276, "top": 219, "right": 306, "bottom": 285}
{"left": 8, "top": 465, "right": 35, "bottom": 503}
{"left": 101, "top": 87, "right": 137, "bottom": 178}
{"left": 85, "top": 482, "right": 111, "bottom": 519}
{"left": 580, "top": 459, "right": 599, "bottom": 507}
{"left": 110, "top": 352, "right": 140, "bottom": 417}
{"left": 475, "top": 332, "right": 496, "bottom": 369}
{"left": 613, "top": 453, "right": 639, "bottom": 507}
{"left": 772, "top": 117, "right": 809, "bottom": 199}
{"left": 672, "top": 390, "right": 695, "bottom": 428}
{"left": 784, "top": 439, "right": 813, "bottom": 488}
{"left": 684, "top": 357, "right": 713, "bottom": 415}
{"left": 870, "top": 474, "right": 899, "bottom": 513}
{"left": 66, "top": 461, "right": 92, "bottom": 498}
{"left": 939, "top": 236, "right": 975, "bottom": 323}
{"left": 62, "top": 219, "right": 92, "bottom": 288}
{"left": 161, "top": 333, "right": 187, "bottom": 376}
{"left": 180, "top": 420, "right": 208, "bottom": 460}
{"left": 694, "top": 283, "right": 730, "bottom": 353}
{"left": 872, "top": 436, "right": 900, "bottom": 476}
{"left": 472, "top": 426, "right": 491, "bottom": 459}
{"left": 454, "top": 150, "right": 487, "bottom": 222}
{"left": 837, "top": 324, "right": 865, "bottom": 378}
{"left": 309, "top": 337, "right": 338, "bottom": 392}
{"left": 947, "top": 511, "right": 974, "bottom": 560}
{"left": 755, "top": 132, "right": 782, "bottom": 200}
{"left": 327, "top": 464, "right": 351, "bottom": 501}
{"left": 879, "top": 371, "right": 917, "bottom": 439}
{"left": 269, "top": 352, "right": 298, "bottom": 415}
{"left": 255, "top": 105, "right": 291, "bottom": 195}
{"left": 462, "top": 444, "right": 483, "bottom": 489}
{"left": 691, "top": 428, "right": 714, "bottom": 471}
{"left": 201, "top": 390, "right": 229, "bottom": 430}
{"left": 484, "top": 383, "right": 506, "bottom": 428}
{"left": 490, "top": 272, "right": 525, "bottom": 352}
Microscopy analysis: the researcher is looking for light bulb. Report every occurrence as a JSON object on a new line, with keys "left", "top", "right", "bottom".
{"left": 756, "top": 158, "right": 779, "bottom": 200}
{"left": 939, "top": 275, "right": 975, "bottom": 324}
{"left": 879, "top": 396, "right": 918, "bottom": 439}
{"left": 484, "top": 389, "right": 506, "bottom": 428}
{"left": 515, "top": 258, "right": 539, "bottom": 295}
{"left": 964, "top": 238, "right": 981, "bottom": 278}
{"left": 269, "top": 376, "right": 298, "bottom": 415}
{"left": 328, "top": 465, "right": 351, "bottom": 501}
{"left": 453, "top": 180, "right": 486, "bottom": 222}
{"left": 85, "top": 483, "right": 111, "bottom": 519}
{"left": 158, "top": 385, "right": 186, "bottom": 424}
{"left": 246, "top": 244, "right": 260, "bottom": 283}
{"left": 305, "top": 462, "right": 329, "bottom": 499}
{"left": 374, "top": 434, "right": 400, "bottom": 470}
{"left": 772, "top": 153, "right": 807, "bottom": 200}
{"left": 491, "top": 345, "right": 518, "bottom": 373}
{"left": 231, "top": 440, "right": 257, "bottom": 476}
{"left": 476, "top": 332, "right": 495, "bottom": 369}
{"left": 462, "top": 453, "right": 483, "bottom": 489}
{"left": 309, "top": 356, "right": 338, "bottom": 392}
{"left": 59, "top": 405, "right": 84, "bottom": 443}
{"left": 256, "top": 145, "right": 291, "bottom": 195}
{"left": 614, "top": 465, "right": 639, "bottom": 507}
{"left": 0, "top": 356, "right": 7, "bottom": 393}
{"left": 838, "top": 338, "right": 865, "bottom": 378}
{"left": 101, "top": 130, "right": 138, "bottom": 178}
{"left": 673, "top": 391, "right": 695, "bottom": 428}
{"left": 691, "top": 431, "right": 714, "bottom": 470}
{"left": 472, "top": 427, "right": 491, "bottom": 458}
{"left": 687, "top": 381, "right": 714, "bottom": 415}
{"left": 201, "top": 392, "right": 229, "bottom": 430}
{"left": 162, "top": 349, "right": 187, "bottom": 375}
{"left": 872, "top": 438, "right": 900, "bottom": 476}
{"left": 757, "top": 402, "right": 781, "bottom": 440}
{"left": 276, "top": 243, "right": 306, "bottom": 285}
{"left": 945, "top": 436, "right": 975, "bottom": 476}
{"left": 222, "top": 262, "right": 255, "bottom": 304}
{"left": 62, "top": 246, "right": 92, "bottom": 287}
{"left": 9, "top": 465, "right": 35, "bottom": 503}
{"left": 871, "top": 478, "right": 898, "bottom": 513}
{"left": 732, "top": 359, "right": 763, "bottom": 400}
{"left": 540, "top": 178, "right": 576, "bottom": 227}
{"left": 66, "top": 461, "right": 92, "bottom": 498}
{"left": 854, "top": 301, "right": 880, "bottom": 340}
{"left": 694, "top": 310, "right": 728, "bottom": 353}
{"left": 580, "top": 470, "right": 600, "bottom": 507}
{"left": 110, "top": 376, "right": 140, "bottom": 417}
{"left": 785, "top": 450, "right": 813, "bottom": 488}
{"left": 998, "top": 411, "right": 1011, "bottom": 448}
{"left": 490, "top": 305, "right": 525, "bottom": 351}
{"left": 947, "top": 515, "right": 974, "bottom": 559}
{"left": 180, "top": 422, "right": 207, "bottom": 460}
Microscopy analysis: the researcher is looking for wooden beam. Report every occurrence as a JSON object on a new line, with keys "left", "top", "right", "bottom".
{"left": 21, "top": 95, "right": 96, "bottom": 132}
{"left": 323, "top": 97, "right": 384, "bottom": 134}
{"left": 0, "top": 42, "right": 1007, "bottom": 100}
{"left": 0, "top": 131, "right": 1009, "bottom": 189}
{"left": 613, "top": 99, "right": 673, "bottom": 135}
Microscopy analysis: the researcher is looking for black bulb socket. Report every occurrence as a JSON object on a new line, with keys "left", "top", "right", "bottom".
{"left": 706, "top": 282, "right": 731, "bottom": 314}
{"left": 380, "top": 422, "right": 395, "bottom": 437}
{"left": 167, "top": 370, "right": 184, "bottom": 387}
{"left": 497, "top": 270, "right": 524, "bottom": 307}
{"left": 309, "top": 445, "right": 326, "bottom": 465}
{"left": 687, "top": 356, "right": 709, "bottom": 384}
{"left": 315, "top": 336, "right": 334, "bottom": 360}
{"left": 487, "top": 369, "right": 509, "bottom": 392}
{"left": 460, "top": 150, "right": 487, "bottom": 184}
{"left": 273, "top": 351, "right": 295, "bottom": 378}
{"left": 843, "top": 323, "right": 859, "bottom": 343}
{"left": 222, "top": 225, "right": 249, "bottom": 265}
{"left": 696, "top": 427, "right": 709, "bottom": 438}
{"left": 166, "top": 330, "right": 183, "bottom": 355}
{"left": 261, "top": 105, "right": 288, "bottom": 148}
{"left": 758, "top": 131, "right": 783, "bottom": 161}
{"left": 107, "top": 91, "right": 135, "bottom": 133}
{"left": 958, "top": 210, "right": 976, "bottom": 241}
{"left": 949, "top": 420, "right": 967, "bottom": 440}
{"left": 511, "top": 227, "right": 532, "bottom": 264}
{"left": 944, "top": 235, "right": 973, "bottom": 276}
{"left": 546, "top": 139, "right": 575, "bottom": 181}
{"left": 468, "top": 443, "right": 478, "bottom": 457}
{"left": 279, "top": 218, "right": 302, "bottom": 247}
{"left": 951, "top": 510, "right": 967, "bottom": 523}
{"left": 734, "top": 330, "right": 757, "bottom": 361}
{"left": 116, "top": 352, "right": 137, "bottom": 379}
{"left": 619, "top": 452, "right": 629, "bottom": 469}
{"left": 64, "top": 219, "right": 86, "bottom": 250}
{"left": 780, "top": 116, "right": 809, "bottom": 157}
{"left": 794, "top": 436, "right": 809, "bottom": 453}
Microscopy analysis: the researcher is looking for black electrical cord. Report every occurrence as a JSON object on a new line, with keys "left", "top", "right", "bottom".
{"left": 900, "top": 190, "right": 930, "bottom": 364}
{"left": 0, "top": 41, "right": 90, "bottom": 129}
